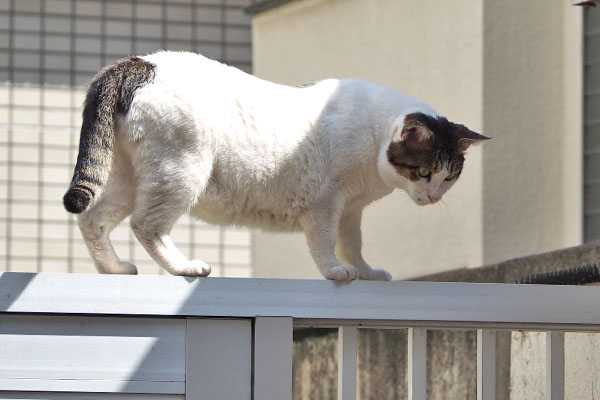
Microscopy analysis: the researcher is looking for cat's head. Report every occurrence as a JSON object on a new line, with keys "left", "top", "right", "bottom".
{"left": 380, "top": 112, "right": 489, "bottom": 206}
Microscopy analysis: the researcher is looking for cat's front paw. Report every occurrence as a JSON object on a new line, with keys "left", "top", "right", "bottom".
{"left": 364, "top": 268, "right": 392, "bottom": 281}
{"left": 324, "top": 264, "right": 359, "bottom": 281}
{"left": 173, "top": 260, "right": 211, "bottom": 277}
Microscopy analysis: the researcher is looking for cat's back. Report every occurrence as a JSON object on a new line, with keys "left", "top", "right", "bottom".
{"left": 118, "top": 55, "right": 419, "bottom": 231}
{"left": 140, "top": 51, "right": 294, "bottom": 102}
{"left": 122, "top": 52, "right": 339, "bottom": 230}
{"left": 129, "top": 51, "right": 305, "bottom": 134}
{"left": 142, "top": 51, "right": 239, "bottom": 84}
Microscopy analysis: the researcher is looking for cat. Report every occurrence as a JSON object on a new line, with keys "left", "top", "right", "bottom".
{"left": 63, "top": 51, "right": 489, "bottom": 281}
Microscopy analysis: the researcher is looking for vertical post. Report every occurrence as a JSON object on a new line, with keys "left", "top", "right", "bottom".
{"left": 546, "top": 331, "right": 565, "bottom": 400}
{"left": 186, "top": 318, "right": 252, "bottom": 400}
{"left": 338, "top": 326, "right": 358, "bottom": 400}
{"left": 254, "top": 317, "right": 293, "bottom": 400}
{"left": 477, "top": 329, "right": 496, "bottom": 400}
{"left": 408, "top": 327, "right": 427, "bottom": 400}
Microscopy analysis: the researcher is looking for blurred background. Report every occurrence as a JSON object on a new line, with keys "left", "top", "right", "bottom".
{"left": 246, "top": 3, "right": 599, "bottom": 399}
{"left": 0, "top": 0, "right": 253, "bottom": 276}
{"left": 0, "top": 0, "right": 595, "bottom": 278}
{"left": 249, "top": 0, "right": 586, "bottom": 281}
{"left": 2, "top": 1, "right": 600, "bottom": 399}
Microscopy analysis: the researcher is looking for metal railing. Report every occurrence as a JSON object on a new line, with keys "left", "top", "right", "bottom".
{"left": 1, "top": 272, "right": 599, "bottom": 399}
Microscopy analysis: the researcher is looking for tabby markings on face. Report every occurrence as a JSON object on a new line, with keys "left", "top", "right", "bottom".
{"left": 386, "top": 113, "right": 466, "bottom": 184}
{"left": 384, "top": 112, "right": 487, "bottom": 205}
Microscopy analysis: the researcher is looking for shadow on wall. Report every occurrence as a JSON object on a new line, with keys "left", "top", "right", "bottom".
{"left": 0, "top": 272, "right": 35, "bottom": 311}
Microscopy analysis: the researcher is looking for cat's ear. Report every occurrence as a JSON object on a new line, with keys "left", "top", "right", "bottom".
{"left": 456, "top": 127, "right": 490, "bottom": 152}
{"left": 392, "top": 116, "right": 433, "bottom": 143}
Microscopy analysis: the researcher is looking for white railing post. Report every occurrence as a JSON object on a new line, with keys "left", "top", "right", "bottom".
{"left": 408, "top": 327, "right": 427, "bottom": 400}
{"left": 546, "top": 331, "right": 565, "bottom": 400}
{"left": 253, "top": 317, "right": 293, "bottom": 400}
{"left": 338, "top": 326, "right": 358, "bottom": 400}
{"left": 477, "top": 329, "right": 496, "bottom": 400}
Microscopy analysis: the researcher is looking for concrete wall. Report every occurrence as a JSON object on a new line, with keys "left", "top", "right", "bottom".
{"left": 290, "top": 243, "right": 600, "bottom": 400}
{"left": 250, "top": 0, "right": 582, "bottom": 279}
{"left": 481, "top": 0, "right": 583, "bottom": 264}
{"left": 429, "top": 242, "right": 600, "bottom": 400}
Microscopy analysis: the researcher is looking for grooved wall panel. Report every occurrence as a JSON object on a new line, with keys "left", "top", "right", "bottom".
{"left": 0, "top": 314, "right": 186, "bottom": 393}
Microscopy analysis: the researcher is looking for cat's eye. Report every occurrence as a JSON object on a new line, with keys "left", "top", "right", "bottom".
{"left": 417, "top": 167, "right": 430, "bottom": 178}
{"left": 445, "top": 175, "right": 456, "bottom": 181}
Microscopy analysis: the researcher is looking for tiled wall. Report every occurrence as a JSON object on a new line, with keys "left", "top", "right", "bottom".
{"left": 0, "top": 0, "right": 253, "bottom": 276}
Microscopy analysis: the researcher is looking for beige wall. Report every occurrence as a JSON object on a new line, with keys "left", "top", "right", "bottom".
{"left": 251, "top": 0, "right": 582, "bottom": 279}
{"left": 482, "top": 0, "right": 583, "bottom": 264}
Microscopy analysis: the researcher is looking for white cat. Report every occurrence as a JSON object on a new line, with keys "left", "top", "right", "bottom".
{"left": 63, "top": 51, "right": 488, "bottom": 281}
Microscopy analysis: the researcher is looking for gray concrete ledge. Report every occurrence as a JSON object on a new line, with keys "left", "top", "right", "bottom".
{"left": 423, "top": 242, "right": 600, "bottom": 284}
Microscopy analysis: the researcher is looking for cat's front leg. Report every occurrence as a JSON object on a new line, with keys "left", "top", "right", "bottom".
{"left": 337, "top": 209, "right": 392, "bottom": 281}
{"left": 300, "top": 199, "right": 360, "bottom": 281}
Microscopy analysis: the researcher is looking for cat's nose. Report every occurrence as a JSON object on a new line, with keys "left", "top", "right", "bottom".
{"left": 428, "top": 194, "right": 439, "bottom": 203}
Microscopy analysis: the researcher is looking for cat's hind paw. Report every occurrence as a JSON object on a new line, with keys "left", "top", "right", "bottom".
{"left": 364, "top": 268, "right": 392, "bottom": 281}
{"left": 104, "top": 261, "right": 137, "bottom": 275}
{"left": 324, "top": 264, "right": 359, "bottom": 281}
{"left": 171, "top": 260, "right": 211, "bottom": 277}
{"left": 119, "top": 261, "right": 139, "bottom": 275}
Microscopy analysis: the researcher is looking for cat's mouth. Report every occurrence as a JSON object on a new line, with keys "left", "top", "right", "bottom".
{"left": 413, "top": 196, "right": 427, "bottom": 206}
{"left": 412, "top": 194, "right": 438, "bottom": 206}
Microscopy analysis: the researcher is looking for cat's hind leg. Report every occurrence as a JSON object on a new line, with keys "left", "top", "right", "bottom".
{"left": 129, "top": 172, "right": 211, "bottom": 277}
{"left": 77, "top": 153, "right": 137, "bottom": 274}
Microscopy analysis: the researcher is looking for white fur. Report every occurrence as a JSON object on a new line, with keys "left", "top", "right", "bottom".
{"left": 78, "top": 51, "right": 456, "bottom": 281}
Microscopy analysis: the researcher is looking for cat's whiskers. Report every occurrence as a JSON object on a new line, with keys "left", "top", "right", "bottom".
{"left": 432, "top": 201, "right": 444, "bottom": 216}
{"left": 390, "top": 191, "right": 410, "bottom": 202}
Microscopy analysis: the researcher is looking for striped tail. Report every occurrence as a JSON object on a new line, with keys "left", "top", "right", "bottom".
{"left": 63, "top": 56, "right": 155, "bottom": 214}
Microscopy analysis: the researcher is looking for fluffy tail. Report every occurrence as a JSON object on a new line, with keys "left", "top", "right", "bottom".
{"left": 63, "top": 56, "right": 155, "bottom": 214}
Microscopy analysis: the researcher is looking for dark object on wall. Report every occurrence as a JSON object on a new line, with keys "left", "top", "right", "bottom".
{"left": 519, "top": 264, "right": 600, "bottom": 285}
